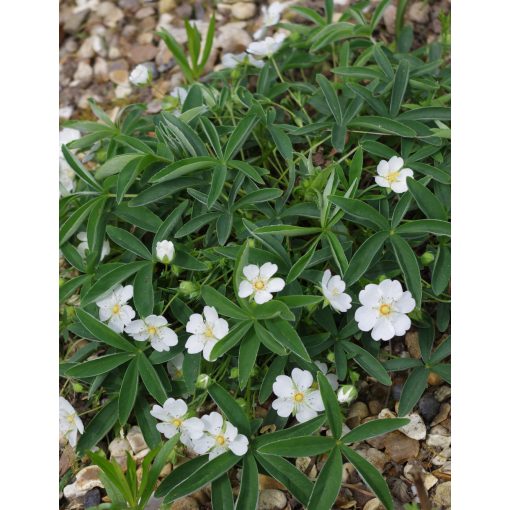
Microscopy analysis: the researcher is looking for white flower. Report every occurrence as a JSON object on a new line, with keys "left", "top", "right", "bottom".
{"left": 337, "top": 385, "right": 358, "bottom": 404}
{"left": 96, "top": 285, "right": 135, "bottom": 333}
{"left": 60, "top": 127, "right": 81, "bottom": 148}
{"left": 150, "top": 398, "right": 204, "bottom": 447}
{"left": 167, "top": 353, "right": 185, "bottom": 379}
{"left": 125, "top": 315, "right": 178, "bottom": 352}
{"left": 321, "top": 270, "right": 352, "bottom": 313}
{"left": 355, "top": 279, "right": 416, "bottom": 341}
{"left": 221, "top": 52, "right": 264, "bottom": 69}
{"left": 156, "top": 240, "right": 175, "bottom": 264}
{"left": 129, "top": 64, "right": 152, "bottom": 86}
{"left": 272, "top": 368, "right": 325, "bottom": 423}
{"left": 76, "top": 231, "right": 111, "bottom": 261}
{"left": 185, "top": 306, "right": 229, "bottom": 361}
{"left": 192, "top": 412, "right": 249, "bottom": 460}
{"left": 170, "top": 86, "right": 188, "bottom": 105}
{"left": 238, "top": 263, "right": 285, "bottom": 304}
{"left": 254, "top": 2, "right": 290, "bottom": 39}
{"left": 59, "top": 128, "right": 81, "bottom": 194}
{"left": 315, "top": 361, "right": 339, "bottom": 391}
{"left": 59, "top": 397, "right": 84, "bottom": 448}
{"left": 374, "top": 156, "right": 414, "bottom": 193}
{"left": 247, "top": 32, "right": 287, "bottom": 58}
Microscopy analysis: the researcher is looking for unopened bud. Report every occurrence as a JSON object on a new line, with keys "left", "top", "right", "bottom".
{"left": 195, "top": 374, "right": 211, "bottom": 389}
{"left": 420, "top": 251, "right": 435, "bottom": 266}
{"left": 337, "top": 385, "right": 358, "bottom": 404}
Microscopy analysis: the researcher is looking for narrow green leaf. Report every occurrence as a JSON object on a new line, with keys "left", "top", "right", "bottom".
{"left": 265, "top": 319, "right": 311, "bottom": 362}
{"left": 67, "top": 352, "right": 133, "bottom": 378}
{"left": 208, "top": 164, "right": 227, "bottom": 209}
{"left": 212, "top": 473, "right": 234, "bottom": 510}
{"left": 236, "top": 454, "right": 259, "bottom": 510}
{"left": 210, "top": 321, "right": 253, "bottom": 359}
{"left": 238, "top": 331, "right": 260, "bottom": 390}
{"left": 307, "top": 446, "right": 343, "bottom": 510}
{"left": 59, "top": 198, "right": 100, "bottom": 246}
{"left": 224, "top": 115, "right": 258, "bottom": 161}
{"left": 77, "top": 398, "right": 118, "bottom": 454}
{"left": 208, "top": 383, "right": 251, "bottom": 436}
{"left": 390, "top": 60, "right": 410, "bottom": 117}
{"left": 343, "top": 342, "right": 391, "bottom": 385}
{"left": 317, "top": 371, "right": 343, "bottom": 439}
{"left": 258, "top": 435, "right": 335, "bottom": 457}
{"left": 397, "top": 366, "right": 429, "bottom": 417}
{"left": 396, "top": 219, "right": 450, "bottom": 237}
{"left": 317, "top": 74, "right": 343, "bottom": 124}
{"left": 137, "top": 353, "right": 168, "bottom": 404}
{"left": 118, "top": 358, "right": 139, "bottom": 426}
{"left": 390, "top": 234, "right": 422, "bottom": 308}
{"left": 342, "top": 418, "right": 410, "bottom": 444}
{"left": 61, "top": 144, "right": 102, "bottom": 191}
{"left": 432, "top": 245, "right": 450, "bottom": 295}
{"left": 328, "top": 196, "right": 389, "bottom": 230}
{"left": 133, "top": 263, "right": 154, "bottom": 317}
{"left": 106, "top": 226, "right": 152, "bottom": 260}
{"left": 259, "top": 355, "right": 288, "bottom": 403}
{"left": 407, "top": 178, "right": 447, "bottom": 220}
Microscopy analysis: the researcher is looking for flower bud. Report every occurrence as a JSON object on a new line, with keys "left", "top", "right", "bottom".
{"left": 337, "top": 385, "right": 358, "bottom": 404}
{"left": 235, "top": 398, "right": 247, "bottom": 411}
{"left": 229, "top": 367, "right": 239, "bottom": 379}
{"left": 326, "top": 351, "right": 335, "bottom": 363}
{"left": 72, "top": 382, "right": 84, "bottom": 393}
{"left": 420, "top": 251, "right": 435, "bottom": 266}
{"left": 179, "top": 280, "right": 200, "bottom": 297}
{"left": 156, "top": 240, "right": 175, "bottom": 264}
{"left": 195, "top": 374, "right": 211, "bottom": 389}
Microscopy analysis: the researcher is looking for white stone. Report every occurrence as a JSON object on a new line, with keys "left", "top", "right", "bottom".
{"left": 400, "top": 413, "right": 427, "bottom": 440}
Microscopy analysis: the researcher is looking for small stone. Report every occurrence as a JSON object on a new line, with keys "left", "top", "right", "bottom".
{"left": 72, "top": 61, "right": 93, "bottom": 86}
{"left": 84, "top": 488, "right": 102, "bottom": 508}
{"left": 64, "top": 465, "right": 104, "bottom": 500}
{"left": 368, "top": 400, "right": 383, "bottom": 415}
{"left": 391, "top": 383, "right": 402, "bottom": 401}
{"left": 431, "top": 447, "right": 451, "bottom": 466}
{"left": 63, "top": 9, "right": 89, "bottom": 34}
{"left": 217, "top": 22, "right": 252, "bottom": 53}
{"left": 136, "top": 6, "right": 155, "bottom": 19}
{"left": 434, "top": 385, "right": 451, "bottom": 403}
{"left": 59, "top": 445, "right": 75, "bottom": 476}
{"left": 78, "top": 37, "right": 95, "bottom": 59}
{"left": 170, "top": 497, "right": 200, "bottom": 510}
{"left": 59, "top": 106, "right": 74, "bottom": 119}
{"left": 258, "top": 489, "right": 287, "bottom": 510}
{"left": 93, "top": 57, "right": 109, "bottom": 82}
{"left": 109, "top": 437, "right": 132, "bottom": 469}
{"left": 356, "top": 448, "right": 389, "bottom": 473}
{"left": 400, "top": 413, "right": 426, "bottom": 440}
{"left": 427, "top": 371, "right": 443, "bottom": 386}
{"left": 346, "top": 401, "right": 369, "bottom": 428}
{"left": 115, "top": 83, "right": 133, "bottom": 99}
{"left": 129, "top": 44, "right": 159, "bottom": 64}
{"left": 418, "top": 394, "right": 441, "bottom": 424}
{"left": 426, "top": 425, "right": 451, "bottom": 449}
{"left": 405, "top": 331, "right": 421, "bottom": 358}
{"left": 159, "top": 0, "right": 176, "bottom": 14}
{"left": 383, "top": 4, "right": 397, "bottom": 34}
{"left": 403, "top": 463, "right": 438, "bottom": 491}
{"left": 296, "top": 457, "right": 317, "bottom": 479}
{"left": 126, "top": 426, "right": 148, "bottom": 454}
{"left": 409, "top": 1, "right": 431, "bottom": 23}
{"left": 138, "top": 32, "right": 155, "bottom": 45}
{"left": 383, "top": 431, "right": 419, "bottom": 463}
{"left": 109, "top": 69, "right": 129, "bottom": 85}
{"left": 433, "top": 482, "right": 451, "bottom": 507}
{"left": 363, "top": 499, "right": 385, "bottom": 510}
{"left": 342, "top": 462, "right": 356, "bottom": 483}
{"left": 231, "top": 2, "right": 257, "bottom": 20}
{"left": 431, "top": 403, "right": 450, "bottom": 426}
{"left": 97, "top": 1, "right": 124, "bottom": 27}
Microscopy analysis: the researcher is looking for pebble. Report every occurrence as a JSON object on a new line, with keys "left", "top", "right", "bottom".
{"left": 78, "top": 37, "right": 95, "bottom": 59}
{"left": 383, "top": 431, "right": 420, "bottom": 463}
{"left": 418, "top": 393, "right": 440, "bottom": 424}
{"left": 109, "top": 437, "right": 132, "bottom": 469}
{"left": 368, "top": 400, "right": 383, "bottom": 415}
{"left": 408, "top": 1, "right": 431, "bottom": 23}
{"left": 136, "top": 6, "right": 155, "bottom": 19}
{"left": 296, "top": 456, "right": 317, "bottom": 479}
{"left": 434, "top": 385, "right": 451, "bottom": 403}
{"left": 170, "top": 497, "right": 200, "bottom": 510}
{"left": 363, "top": 499, "right": 385, "bottom": 510}
{"left": 258, "top": 489, "right": 287, "bottom": 510}
{"left": 72, "top": 61, "right": 93, "bottom": 86}
{"left": 426, "top": 425, "right": 451, "bottom": 449}
{"left": 431, "top": 403, "right": 450, "bottom": 426}
{"left": 129, "top": 44, "right": 159, "bottom": 64}
{"left": 217, "top": 22, "right": 252, "bottom": 53}
{"left": 391, "top": 383, "right": 402, "bottom": 401}
{"left": 63, "top": 9, "right": 90, "bottom": 34}
{"left": 115, "top": 83, "right": 133, "bottom": 99}
{"left": 346, "top": 401, "right": 369, "bottom": 428}
{"left": 405, "top": 330, "right": 421, "bottom": 358}
{"left": 94, "top": 57, "right": 109, "bottom": 82}
{"left": 258, "top": 474, "right": 285, "bottom": 491}
{"left": 126, "top": 426, "right": 148, "bottom": 454}
{"left": 403, "top": 463, "right": 438, "bottom": 491}
{"left": 231, "top": 2, "right": 257, "bottom": 20}
{"left": 356, "top": 447, "right": 389, "bottom": 473}
{"left": 342, "top": 462, "right": 356, "bottom": 483}
{"left": 97, "top": 1, "right": 124, "bottom": 27}
{"left": 84, "top": 487, "right": 102, "bottom": 508}
{"left": 159, "top": 0, "right": 177, "bottom": 14}
{"left": 433, "top": 481, "right": 451, "bottom": 507}
{"left": 109, "top": 68, "right": 129, "bottom": 85}
{"left": 431, "top": 447, "right": 451, "bottom": 466}
{"left": 383, "top": 4, "right": 397, "bottom": 34}
{"left": 399, "top": 413, "right": 427, "bottom": 440}
{"left": 63, "top": 465, "right": 104, "bottom": 500}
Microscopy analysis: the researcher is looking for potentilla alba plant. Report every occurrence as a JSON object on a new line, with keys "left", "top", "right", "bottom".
{"left": 76, "top": 231, "right": 110, "bottom": 261}
{"left": 374, "top": 156, "right": 414, "bottom": 193}
{"left": 337, "top": 384, "right": 358, "bottom": 404}
{"left": 185, "top": 306, "right": 229, "bottom": 361}
{"left": 125, "top": 315, "right": 178, "bottom": 351}
{"left": 247, "top": 32, "right": 287, "bottom": 58}
{"left": 238, "top": 263, "right": 285, "bottom": 304}
{"left": 192, "top": 412, "right": 249, "bottom": 460}
{"left": 129, "top": 63, "right": 152, "bottom": 86}
{"left": 156, "top": 240, "right": 175, "bottom": 264}
{"left": 221, "top": 52, "right": 264, "bottom": 69}
{"left": 272, "top": 368, "right": 325, "bottom": 422}
{"left": 321, "top": 270, "right": 352, "bottom": 313}
{"left": 355, "top": 279, "right": 416, "bottom": 341}
{"left": 59, "top": 397, "right": 84, "bottom": 448}
{"left": 95, "top": 285, "right": 135, "bottom": 333}
{"left": 150, "top": 398, "right": 204, "bottom": 447}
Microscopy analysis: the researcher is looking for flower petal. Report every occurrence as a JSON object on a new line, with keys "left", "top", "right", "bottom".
{"left": 291, "top": 368, "right": 313, "bottom": 391}
{"left": 388, "top": 156, "right": 404, "bottom": 172}
{"left": 254, "top": 290, "right": 273, "bottom": 304}
{"left": 272, "top": 397, "right": 294, "bottom": 417}
{"left": 186, "top": 314, "right": 206, "bottom": 335}
{"left": 376, "top": 160, "right": 389, "bottom": 176}
{"left": 203, "top": 306, "right": 219, "bottom": 324}
{"left": 259, "top": 262, "right": 278, "bottom": 279}
{"left": 266, "top": 277, "right": 285, "bottom": 293}
{"left": 391, "top": 313, "right": 412, "bottom": 337}
{"left": 238, "top": 280, "right": 254, "bottom": 298}
{"left": 371, "top": 317, "right": 395, "bottom": 341}
{"left": 379, "top": 279, "right": 403, "bottom": 301}
{"left": 185, "top": 334, "right": 205, "bottom": 354}
{"left": 296, "top": 405, "right": 318, "bottom": 423}
{"left": 305, "top": 390, "right": 325, "bottom": 411}
{"left": 229, "top": 434, "right": 249, "bottom": 456}
{"left": 359, "top": 284, "right": 381, "bottom": 306}
{"left": 355, "top": 306, "right": 378, "bottom": 331}
{"left": 212, "top": 318, "right": 229, "bottom": 340}
{"left": 273, "top": 375, "right": 294, "bottom": 397}
{"left": 242, "top": 264, "right": 260, "bottom": 280}
{"left": 395, "top": 291, "right": 416, "bottom": 314}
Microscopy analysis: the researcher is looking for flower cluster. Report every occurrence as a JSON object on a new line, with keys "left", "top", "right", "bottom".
{"left": 151, "top": 399, "right": 249, "bottom": 460}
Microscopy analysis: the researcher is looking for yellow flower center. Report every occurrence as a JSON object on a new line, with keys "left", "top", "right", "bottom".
{"left": 204, "top": 326, "right": 214, "bottom": 338}
{"left": 172, "top": 418, "right": 182, "bottom": 427}
{"left": 112, "top": 304, "right": 120, "bottom": 314}
{"left": 294, "top": 392, "right": 304, "bottom": 402}
{"left": 386, "top": 171, "right": 400, "bottom": 183}
{"left": 175, "top": 370, "right": 183, "bottom": 378}
{"left": 216, "top": 435, "right": 225, "bottom": 445}
{"left": 379, "top": 303, "right": 391, "bottom": 316}
{"left": 148, "top": 326, "right": 157, "bottom": 335}
{"left": 66, "top": 413, "right": 76, "bottom": 424}
{"left": 254, "top": 280, "right": 265, "bottom": 291}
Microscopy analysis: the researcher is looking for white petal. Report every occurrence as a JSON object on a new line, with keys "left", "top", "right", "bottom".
{"left": 296, "top": 405, "right": 318, "bottom": 423}
{"left": 165, "top": 398, "right": 187, "bottom": 418}
{"left": 125, "top": 320, "right": 147, "bottom": 336}
{"left": 239, "top": 280, "right": 254, "bottom": 298}
{"left": 229, "top": 435, "right": 249, "bottom": 456}
{"left": 159, "top": 327, "right": 178, "bottom": 347}
{"left": 375, "top": 176, "right": 390, "bottom": 188}
{"left": 399, "top": 168, "right": 414, "bottom": 179}
{"left": 273, "top": 375, "right": 294, "bottom": 397}
{"left": 109, "top": 316, "right": 127, "bottom": 334}
{"left": 99, "top": 307, "right": 112, "bottom": 321}
{"left": 185, "top": 335, "right": 205, "bottom": 354}
{"left": 391, "top": 313, "right": 412, "bottom": 337}
{"left": 156, "top": 423, "right": 179, "bottom": 439}
{"left": 224, "top": 422, "right": 239, "bottom": 442}
{"left": 330, "top": 293, "right": 352, "bottom": 312}
{"left": 96, "top": 293, "right": 115, "bottom": 309}
{"left": 118, "top": 305, "right": 135, "bottom": 325}
{"left": 272, "top": 397, "right": 294, "bottom": 417}
{"left": 326, "top": 374, "right": 339, "bottom": 391}
{"left": 291, "top": 368, "right": 313, "bottom": 391}
{"left": 322, "top": 270, "right": 331, "bottom": 292}
{"left": 259, "top": 262, "right": 278, "bottom": 279}
{"left": 182, "top": 417, "right": 204, "bottom": 439}
{"left": 379, "top": 279, "right": 403, "bottom": 301}
{"left": 388, "top": 156, "right": 404, "bottom": 172}
{"left": 151, "top": 336, "right": 170, "bottom": 352}
{"left": 395, "top": 291, "right": 416, "bottom": 314}
{"left": 328, "top": 275, "right": 345, "bottom": 293}
{"left": 186, "top": 314, "right": 206, "bottom": 334}
{"left": 359, "top": 284, "right": 382, "bottom": 306}
{"left": 203, "top": 306, "right": 219, "bottom": 324}
{"left": 242, "top": 264, "right": 260, "bottom": 280}
{"left": 146, "top": 315, "right": 168, "bottom": 327}
{"left": 212, "top": 318, "right": 229, "bottom": 340}
{"left": 192, "top": 435, "right": 215, "bottom": 455}
{"left": 254, "top": 290, "right": 273, "bottom": 304}
{"left": 208, "top": 445, "right": 227, "bottom": 460}
{"left": 266, "top": 277, "right": 285, "bottom": 293}
{"left": 355, "top": 306, "right": 378, "bottom": 331}
{"left": 376, "top": 160, "right": 389, "bottom": 176}
{"left": 314, "top": 361, "right": 327, "bottom": 374}
{"left": 305, "top": 390, "right": 325, "bottom": 411}
{"left": 390, "top": 179, "right": 409, "bottom": 193}
{"left": 202, "top": 412, "right": 223, "bottom": 435}
{"left": 203, "top": 340, "right": 218, "bottom": 362}
{"left": 120, "top": 285, "right": 133, "bottom": 303}
{"left": 371, "top": 317, "right": 395, "bottom": 341}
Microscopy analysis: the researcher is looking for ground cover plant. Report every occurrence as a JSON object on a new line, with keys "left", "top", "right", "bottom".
{"left": 59, "top": 1, "right": 451, "bottom": 508}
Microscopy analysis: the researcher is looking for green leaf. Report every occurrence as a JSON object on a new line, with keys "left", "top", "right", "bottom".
{"left": 96, "top": 154, "right": 143, "bottom": 179}
{"left": 344, "top": 231, "right": 389, "bottom": 287}
{"left": 81, "top": 261, "right": 149, "bottom": 306}
{"left": 389, "top": 59, "right": 410, "bottom": 117}
{"left": 156, "top": 456, "right": 210, "bottom": 498}
{"left": 258, "top": 435, "right": 335, "bottom": 457}
{"left": 86, "top": 196, "right": 108, "bottom": 269}
{"left": 118, "top": 358, "right": 139, "bottom": 426}
{"left": 390, "top": 234, "right": 422, "bottom": 308}
{"left": 307, "top": 446, "right": 343, "bottom": 510}
{"left": 234, "top": 188, "right": 283, "bottom": 210}
{"left": 212, "top": 474, "right": 234, "bottom": 510}
{"left": 76, "top": 309, "right": 137, "bottom": 353}
{"left": 133, "top": 263, "right": 154, "bottom": 317}
{"left": 429, "top": 336, "right": 450, "bottom": 365}
{"left": 398, "top": 366, "right": 429, "bottom": 417}
{"left": 59, "top": 198, "right": 100, "bottom": 246}
{"left": 328, "top": 196, "right": 389, "bottom": 230}
{"left": 137, "top": 353, "right": 168, "bottom": 404}
{"left": 200, "top": 117, "right": 223, "bottom": 159}
{"left": 317, "top": 74, "right": 343, "bottom": 124}
{"left": 373, "top": 44, "right": 394, "bottom": 79}
{"left": 259, "top": 355, "right": 288, "bottom": 403}
{"left": 431, "top": 363, "right": 450, "bottom": 384}
{"left": 340, "top": 446, "right": 394, "bottom": 510}
{"left": 208, "top": 383, "right": 251, "bottom": 436}
{"left": 371, "top": 0, "right": 391, "bottom": 30}
{"left": 182, "top": 352, "right": 201, "bottom": 393}
{"left": 399, "top": 107, "right": 451, "bottom": 121}
{"left": 317, "top": 371, "right": 343, "bottom": 439}
{"left": 175, "top": 212, "right": 221, "bottom": 238}
{"left": 396, "top": 219, "right": 450, "bottom": 237}
{"left": 252, "top": 300, "right": 295, "bottom": 321}
{"left": 348, "top": 115, "right": 416, "bottom": 137}
{"left": 265, "top": 319, "right": 311, "bottom": 362}
{"left": 407, "top": 178, "right": 447, "bottom": 220}
{"left": 254, "top": 453, "right": 313, "bottom": 506}
{"left": 268, "top": 125, "right": 293, "bottom": 161}
{"left": 173, "top": 251, "right": 208, "bottom": 271}
{"left": 67, "top": 352, "right": 133, "bottom": 378}
{"left": 254, "top": 225, "right": 322, "bottom": 237}
{"left": 432, "top": 245, "right": 450, "bottom": 295}
{"left": 208, "top": 164, "right": 227, "bottom": 209}
{"left": 326, "top": 231, "right": 349, "bottom": 276}
{"left": 238, "top": 331, "right": 260, "bottom": 390}
{"left": 210, "top": 321, "right": 253, "bottom": 359}
{"left": 116, "top": 156, "right": 143, "bottom": 205}
{"left": 224, "top": 115, "right": 258, "bottom": 161}
{"left": 157, "top": 29, "right": 194, "bottom": 82}
{"left": 236, "top": 454, "right": 259, "bottom": 510}
{"left": 384, "top": 358, "right": 423, "bottom": 371}
{"left": 342, "top": 418, "right": 410, "bottom": 444}
{"left": 150, "top": 157, "right": 217, "bottom": 183}
{"left": 106, "top": 226, "right": 152, "bottom": 260}
{"left": 201, "top": 286, "right": 249, "bottom": 320}
{"left": 77, "top": 398, "right": 118, "bottom": 454}
{"left": 115, "top": 204, "right": 162, "bottom": 233}
{"left": 164, "top": 452, "right": 240, "bottom": 503}
{"left": 59, "top": 274, "right": 91, "bottom": 303}
{"left": 287, "top": 239, "right": 319, "bottom": 283}
{"left": 61, "top": 144, "right": 102, "bottom": 191}
{"left": 134, "top": 394, "right": 161, "bottom": 449}
{"left": 253, "top": 322, "right": 287, "bottom": 356}
{"left": 343, "top": 342, "right": 391, "bottom": 385}
{"left": 227, "top": 160, "right": 265, "bottom": 184}
{"left": 277, "top": 295, "right": 323, "bottom": 308}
